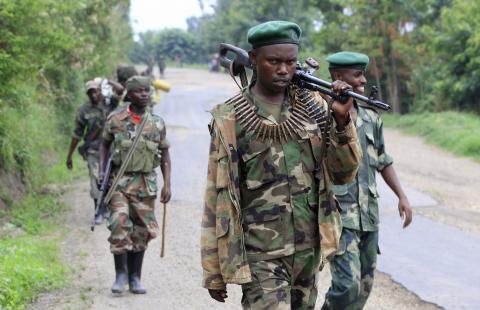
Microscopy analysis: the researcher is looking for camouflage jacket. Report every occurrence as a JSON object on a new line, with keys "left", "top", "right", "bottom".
{"left": 201, "top": 90, "right": 361, "bottom": 289}
{"left": 73, "top": 101, "right": 107, "bottom": 155}
{"left": 103, "top": 105, "right": 169, "bottom": 197}
{"left": 333, "top": 104, "right": 393, "bottom": 231}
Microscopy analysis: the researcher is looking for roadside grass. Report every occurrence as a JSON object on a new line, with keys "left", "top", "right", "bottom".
{"left": 382, "top": 111, "right": 480, "bottom": 161}
{"left": 0, "top": 142, "right": 84, "bottom": 309}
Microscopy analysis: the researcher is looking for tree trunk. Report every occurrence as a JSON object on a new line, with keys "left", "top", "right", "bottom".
{"left": 371, "top": 57, "right": 383, "bottom": 101}
{"left": 389, "top": 46, "right": 400, "bottom": 113}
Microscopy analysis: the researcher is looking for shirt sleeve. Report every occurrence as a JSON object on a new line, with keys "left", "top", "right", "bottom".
{"left": 72, "top": 107, "right": 86, "bottom": 140}
{"left": 376, "top": 116, "right": 394, "bottom": 171}
{"left": 157, "top": 117, "right": 170, "bottom": 149}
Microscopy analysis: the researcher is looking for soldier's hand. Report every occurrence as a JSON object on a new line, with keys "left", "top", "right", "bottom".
{"left": 331, "top": 80, "right": 354, "bottom": 129}
{"left": 66, "top": 158, "right": 73, "bottom": 170}
{"left": 160, "top": 185, "right": 171, "bottom": 203}
{"left": 208, "top": 289, "right": 228, "bottom": 302}
{"left": 398, "top": 197, "right": 413, "bottom": 228}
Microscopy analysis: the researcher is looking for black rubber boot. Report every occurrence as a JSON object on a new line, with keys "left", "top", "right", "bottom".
{"left": 111, "top": 253, "right": 128, "bottom": 294}
{"left": 128, "top": 251, "right": 147, "bottom": 294}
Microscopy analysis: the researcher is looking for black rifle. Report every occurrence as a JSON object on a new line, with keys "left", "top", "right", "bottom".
{"left": 91, "top": 153, "right": 113, "bottom": 231}
{"left": 218, "top": 43, "right": 391, "bottom": 111}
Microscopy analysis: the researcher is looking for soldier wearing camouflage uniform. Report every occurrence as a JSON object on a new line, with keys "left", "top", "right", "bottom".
{"left": 322, "top": 52, "right": 413, "bottom": 310}
{"left": 99, "top": 75, "right": 171, "bottom": 295}
{"left": 201, "top": 21, "right": 361, "bottom": 310}
{"left": 66, "top": 80, "right": 107, "bottom": 224}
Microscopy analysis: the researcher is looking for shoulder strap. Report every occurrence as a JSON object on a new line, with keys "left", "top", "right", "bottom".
{"left": 104, "top": 113, "right": 150, "bottom": 204}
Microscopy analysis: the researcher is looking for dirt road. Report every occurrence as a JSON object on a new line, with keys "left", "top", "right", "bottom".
{"left": 30, "top": 68, "right": 480, "bottom": 309}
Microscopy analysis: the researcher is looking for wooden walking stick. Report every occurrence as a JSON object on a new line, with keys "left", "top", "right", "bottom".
{"left": 160, "top": 202, "right": 167, "bottom": 258}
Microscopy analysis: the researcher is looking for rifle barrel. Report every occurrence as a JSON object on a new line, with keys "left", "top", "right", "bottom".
{"left": 294, "top": 71, "right": 391, "bottom": 111}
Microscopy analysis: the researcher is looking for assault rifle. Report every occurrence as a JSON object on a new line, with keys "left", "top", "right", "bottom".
{"left": 91, "top": 153, "right": 112, "bottom": 231}
{"left": 218, "top": 43, "right": 391, "bottom": 111}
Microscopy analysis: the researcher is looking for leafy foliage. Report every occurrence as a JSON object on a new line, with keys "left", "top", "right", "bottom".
{"left": 172, "top": 0, "right": 480, "bottom": 113}
{"left": 0, "top": 0, "right": 132, "bottom": 185}
{"left": 130, "top": 28, "right": 205, "bottom": 64}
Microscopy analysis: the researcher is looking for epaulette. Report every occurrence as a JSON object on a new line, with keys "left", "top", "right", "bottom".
{"left": 107, "top": 105, "right": 128, "bottom": 120}
{"left": 357, "top": 102, "right": 379, "bottom": 114}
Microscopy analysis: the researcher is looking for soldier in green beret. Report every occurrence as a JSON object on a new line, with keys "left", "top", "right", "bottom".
{"left": 201, "top": 21, "right": 362, "bottom": 309}
{"left": 321, "top": 52, "right": 413, "bottom": 310}
{"left": 99, "top": 75, "right": 171, "bottom": 295}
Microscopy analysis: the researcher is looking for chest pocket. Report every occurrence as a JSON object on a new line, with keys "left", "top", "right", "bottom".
{"left": 241, "top": 141, "right": 275, "bottom": 190}
{"left": 112, "top": 132, "right": 160, "bottom": 173}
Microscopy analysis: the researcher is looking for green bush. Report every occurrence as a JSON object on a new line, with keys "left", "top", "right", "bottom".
{"left": 0, "top": 236, "right": 65, "bottom": 310}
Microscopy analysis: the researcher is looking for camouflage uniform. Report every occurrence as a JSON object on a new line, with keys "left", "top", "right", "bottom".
{"left": 73, "top": 101, "right": 108, "bottom": 200}
{"left": 324, "top": 104, "right": 393, "bottom": 310}
{"left": 201, "top": 87, "right": 361, "bottom": 309}
{"left": 103, "top": 105, "right": 169, "bottom": 254}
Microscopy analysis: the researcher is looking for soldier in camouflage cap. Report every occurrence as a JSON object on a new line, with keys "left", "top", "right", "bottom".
{"left": 321, "top": 52, "right": 413, "bottom": 310}
{"left": 201, "top": 21, "right": 361, "bottom": 309}
{"left": 66, "top": 80, "right": 107, "bottom": 225}
{"left": 99, "top": 75, "right": 171, "bottom": 295}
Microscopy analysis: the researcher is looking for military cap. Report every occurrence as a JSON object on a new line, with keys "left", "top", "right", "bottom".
{"left": 117, "top": 65, "right": 138, "bottom": 83}
{"left": 84, "top": 80, "right": 100, "bottom": 94}
{"left": 247, "top": 20, "right": 302, "bottom": 49}
{"left": 125, "top": 75, "right": 151, "bottom": 92}
{"left": 326, "top": 51, "right": 369, "bottom": 70}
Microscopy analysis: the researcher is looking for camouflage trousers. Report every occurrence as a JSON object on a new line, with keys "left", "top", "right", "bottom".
{"left": 86, "top": 153, "right": 100, "bottom": 200}
{"left": 241, "top": 247, "right": 321, "bottom": 310}
{"left": 107, "top": 190, "right": 159, "bottom": 254}
{"left": 323, "top": 228, "right": 379, "bottom": 310}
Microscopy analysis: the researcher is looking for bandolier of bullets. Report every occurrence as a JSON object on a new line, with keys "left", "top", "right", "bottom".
{"left": 227, "top": 87, "right": 331, "bottom": 147}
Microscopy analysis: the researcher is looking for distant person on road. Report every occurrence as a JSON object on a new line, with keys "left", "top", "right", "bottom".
{"left": 322, "top": 52, "right": 413, "bottom": 310}
{"left": 157, "top": 55, "right": 166, "bottom": 78}
{"left": 66, "top": 80, "right": 107, "bottom": 225}
{"left": 201, "top": 21, "right": 361, "bottom": 309}
{"left": 98, "top": 76, "right": 171, "bottom": 295}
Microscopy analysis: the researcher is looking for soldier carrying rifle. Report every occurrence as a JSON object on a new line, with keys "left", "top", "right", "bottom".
{"left": 98, "top": 75, "right": 171, "bottom": 295}
{"left": 201, "top": 21, "right": 361, "bottom": 309}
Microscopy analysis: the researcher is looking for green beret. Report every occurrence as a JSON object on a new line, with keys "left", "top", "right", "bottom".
{"left": 247, "top": 21, "right": 301, "bottom": 49}
{"left": 326, "top": 51, "right": 369, "bottom": 70}
{"left": 117, "top": 65, "right": 137, "bottom": 83}
{"left": 125, "top": 76, "right": 151, "bottom": 92}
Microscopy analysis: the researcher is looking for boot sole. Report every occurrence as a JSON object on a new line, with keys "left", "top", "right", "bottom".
{"left": 129, "top": 288, "right": 147, "bottom": 294}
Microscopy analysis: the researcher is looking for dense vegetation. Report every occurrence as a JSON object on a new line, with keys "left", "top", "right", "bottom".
{"left": 132, "top": 0, "right": 479, "bottom": 114}
{"left": 0, "top": 0, "right": 132, "bottom": 308}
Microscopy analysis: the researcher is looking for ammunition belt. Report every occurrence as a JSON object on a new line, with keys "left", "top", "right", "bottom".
{"left": 227, "top": 88, "right": 331, "bottom": 146}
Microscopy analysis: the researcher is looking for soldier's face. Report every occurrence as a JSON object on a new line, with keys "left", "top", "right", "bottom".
{"left": 250, "top": 44, "right": 298, "bottom": 93}
{"left": 128, "top": 87, "right": 150, "bottom": 107}
{"left": 334, "top": 68, "right": 367, "bottom": 94}
{"left": 87, "top": 88, "right": 101, "bottom": 104}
